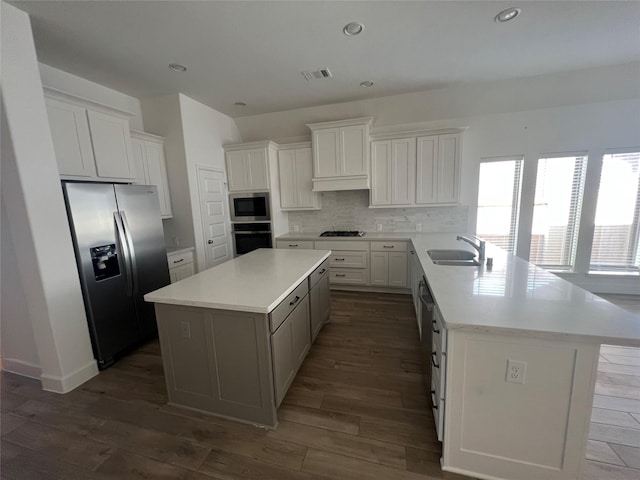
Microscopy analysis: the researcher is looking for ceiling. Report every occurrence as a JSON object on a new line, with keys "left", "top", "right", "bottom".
{"left": 10, "top": 1, "right": 640, "bottom": 118}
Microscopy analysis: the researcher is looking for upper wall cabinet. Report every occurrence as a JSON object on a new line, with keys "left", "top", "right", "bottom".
{"left": 416, "top": 133, "right": 461, "bottom": 205}
{"left": 224, "top": 143, "right": 272, "bottom": 192}
{"left": 307, "top": 117, "right": 373, "bottom": 191}
{"left": 371, "top": 138, "right": 417, "bottom": 206}
{"left": 131, "top": 131, "right": 173, "bottom": 218}
{"left": 44, "top": 88, "right": 136, "bottom": 182}
{"left": 278, "top": 143, "right": 321, "bottom": 210}
{"left": 369, "top": 131, "right": 462, "bottom": 208}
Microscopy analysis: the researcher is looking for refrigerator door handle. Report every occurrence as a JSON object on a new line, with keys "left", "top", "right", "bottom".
{"left": 114, "top": 211, "right": 133, "bottom": 296}
{"left": 120, "top": 211, "right": 139, "bottom": 294}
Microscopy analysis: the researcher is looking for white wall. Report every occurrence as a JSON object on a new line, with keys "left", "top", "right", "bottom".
{"left": 141, "top": 93, "right": 242, "bottom": 272}
{"left": 178, "top": 94, "right": 243, "bottom": 271}
{"left": 1, "top": 2, "right": 98, "bottom": 391}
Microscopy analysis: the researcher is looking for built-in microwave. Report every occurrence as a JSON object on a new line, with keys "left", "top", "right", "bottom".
{"left": 229, "top": 192, "right": 270, "bottom": 222}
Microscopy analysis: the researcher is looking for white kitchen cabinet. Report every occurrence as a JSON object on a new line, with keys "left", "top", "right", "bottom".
{"left": 271, "top": 295, "right": 310, "bottom": 406}
{"left": 131, "top": 131, "right": 173, "bottom": 218}
{"left": 45, "top": 97, "right": 96, "bottom": 177}
{"left": 45, "top": 90, "right": 136, "bottom": 181}
{"left": 225, "top": 146, "right": 270, "bottom": 192}
{"left": 87, "top": 110, "right": 136, "bottom": 180}
{"left": 167, "top": 249, "right": 195, "bottom": 283}
{"left": 278, "top": 144, "right": 320, "bottom": 210}
{"left": 416, "top": 133, "right": 461, "bottom": 205}
{"left": 307, "top": 117, "right": 372, "bottom": 191}
{"left": 369, "top": 242, "right": 408, "bottom": 287}
{"left": 431, "top": 306, "right": 447, "bottom": 442}
{"left": 371, "top": 138, "right": 416, "bottom": 206}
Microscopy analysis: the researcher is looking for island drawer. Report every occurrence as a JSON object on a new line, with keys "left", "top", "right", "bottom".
{"left": 329, "top": 251, "right": 367, "bottom": 269}
{"left": 370, "top": 241, "right": 407, "bottom": 252}
{"left": 329, "top": 268, "right": 368, "bottom": 285}
{"left": 276, "top": 240, "right": 314, "bottom": 249}
{"left": 309, "top": 258, "right": 329, "bottom": 288}
{"left": 270, "top": 280, "right": 309, "bottom": 333}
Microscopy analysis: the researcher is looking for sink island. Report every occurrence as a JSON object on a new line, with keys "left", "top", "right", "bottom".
{"left": 144, "top": 248, "right": 331, "bottom": 428}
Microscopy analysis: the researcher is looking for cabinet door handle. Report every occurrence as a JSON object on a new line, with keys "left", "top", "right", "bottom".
{"left": 173, "top": 259, "right": 184, "bottom": 264}
{"left": 410, "top": 250, "right": 415, "bottom": 254}
{"left": 335, "top": 258, "right": 345, "bottom": 261}
{"left": 319, "top": 269, "right": 326, "bottom": 274}
{"left": 289, "top": 295, "right": 300, "bottom": 306}
{"left": 430, "top": 390, "right": 438, "bottom": 410}
{"left": 432, "top": 320, "right": 440, "bottom": 334}
{"left": 335, "top": 274, "right": 346, "bottom": 277}
{"left": 431, "top": 352, "right": 440, "bottom": 369}
{"left": 289, "top": 244, "right": 298, "bottom": 247}
{"left": 383, "top": 245, "right": 394, "bottom": 248}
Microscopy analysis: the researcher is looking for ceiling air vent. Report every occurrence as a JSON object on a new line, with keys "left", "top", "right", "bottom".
{"left": 302, "top": 68, "right": 333, "bottom": 81}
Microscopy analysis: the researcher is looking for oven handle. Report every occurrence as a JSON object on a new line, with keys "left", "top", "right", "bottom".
{"left": 233, "top": 231, "right": 272, "bottom": 235}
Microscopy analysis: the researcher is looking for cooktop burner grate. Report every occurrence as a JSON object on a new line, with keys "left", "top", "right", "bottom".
{"left": 319, "top": 231, "right": 365, "bottom": 237}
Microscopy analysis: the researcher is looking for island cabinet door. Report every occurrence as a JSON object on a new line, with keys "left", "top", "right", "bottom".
{"left": 271, "top": 295, "right": 310, "bottom": 407}
{"left": 310, "top": 273, "right": 330, "bottom": 343}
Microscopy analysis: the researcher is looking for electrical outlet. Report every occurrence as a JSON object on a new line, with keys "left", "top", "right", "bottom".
{"left": 293, "top": 224, "right": 300, "bottom": 232}
{"left": 180, "top": 321, "right": 191, "bottom": 339}
{"left": 376, "top": 224, "right": 383, "bottom": 231}
{"left": 506, "top": 360, "right": 527, "bottom": 384}
{"left": 416, "top": 224, "right": 422, "bottom": 232}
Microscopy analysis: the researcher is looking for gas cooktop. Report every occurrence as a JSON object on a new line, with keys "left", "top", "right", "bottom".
{"left": 319, "top": 231, "right": 365, "bottom": 237}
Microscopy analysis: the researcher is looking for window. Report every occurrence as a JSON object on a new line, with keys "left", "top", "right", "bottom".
{"left": 530, "top": 155, "right": 587, "bottom": 270}
{"left": 476, "top": 158, "right": 522, "bottom": 254}
{"left": 590, "top": 152, "right": 640, "bottom": 273}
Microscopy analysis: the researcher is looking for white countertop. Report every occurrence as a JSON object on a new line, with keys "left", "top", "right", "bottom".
{"left": 166, "top": 246, "right": 194, "bottom": 256}
{"left": 146, "top": 248, "right": 330, "bottom": 313}
{"left": 277, "top": 232, "right": 640, "bottom": 345}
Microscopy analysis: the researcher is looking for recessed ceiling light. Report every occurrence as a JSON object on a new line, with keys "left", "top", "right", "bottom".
{"left": 495, "top": 7, "right": 521, "bottom": 23}
{"left": 343, "top": 21, "right": 365, "bottom": 36}
{"left": 169, "top": 63, "right": 187, "bottom": 72}
{"left": 234, "top": 102, "right": 247, "bottom": 107}
{"left": 360, "top": 81, "right": 374, "bottom": 88}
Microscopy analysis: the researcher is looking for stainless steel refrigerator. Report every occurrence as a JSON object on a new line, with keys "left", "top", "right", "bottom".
{"left": 63, "top": 182, "right": 170, "bottom": 369}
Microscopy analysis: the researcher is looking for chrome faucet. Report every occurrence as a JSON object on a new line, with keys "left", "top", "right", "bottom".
{"left": 456, "top": 235, "right": 486, "bottom": 262}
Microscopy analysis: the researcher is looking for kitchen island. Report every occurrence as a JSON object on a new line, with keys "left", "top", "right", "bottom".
{"left": 144, "top": 248, "right": 331, "bottom": 428}
{"left": 276, "top": 231, "right": 640, "bottom": 480}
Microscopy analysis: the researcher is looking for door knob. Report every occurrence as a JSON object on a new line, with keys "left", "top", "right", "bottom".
{"left": 208, "top": 240, "right": 214, "bottom": 244}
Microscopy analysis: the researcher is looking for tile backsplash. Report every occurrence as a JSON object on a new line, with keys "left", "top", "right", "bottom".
{"left": 287, "top": 190, "right": 468, "bottom": 233}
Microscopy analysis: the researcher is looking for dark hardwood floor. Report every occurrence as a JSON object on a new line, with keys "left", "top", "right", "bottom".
{"left": 1, "top": 291, "right": 639, "bottom": 479}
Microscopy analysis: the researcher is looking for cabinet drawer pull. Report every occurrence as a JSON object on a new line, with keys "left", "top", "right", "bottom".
{"left": 432, "top": 320, "right": 440, "bottom": 334}
{"left": 430, "top": 389, "right": 438, "bottom": 409}
{"left": 289, "top": 244, "right": 298, "bottom": 247}
{"left": 173, "top": 259, "right": 184, "bottom": 264}
{"left": 383, "top": 245, "right": 394, "bottom": 248}
{"left": 289, "top": 295, "right": 300, "bottom": 306}
{"left": 335, "top": 274, "right": 346, "bottom": 277}
{"left": 319, "top": 269, "right": 326, "bottom": 274}
{"left": 335, "top": 258, "right": 345, "bottom": 261}
{"left": 431, "top": 352, "right": 440, "bottom": 369}
{"left": 410, "top": 250, "right": 415, "bottom": 254}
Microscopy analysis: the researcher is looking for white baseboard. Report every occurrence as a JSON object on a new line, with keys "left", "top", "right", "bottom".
{"left": 2, "top": 358, "right": 42, "bottom": 379}
{"left": 40, "top": 359, "right": 98, "bottom": 393}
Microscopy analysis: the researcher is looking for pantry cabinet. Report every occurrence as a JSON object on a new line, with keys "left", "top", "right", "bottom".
{"left": 45, "top": 91, "right": 136, "bottom": 181}
{"left": 131, "top": 131, "right": 173, "bottom": 218}
{"left": 278, "top": 143, "right": 320, "bottom": 210}
{"left": 307, "top": 117, "right": 372, "bottom": 191}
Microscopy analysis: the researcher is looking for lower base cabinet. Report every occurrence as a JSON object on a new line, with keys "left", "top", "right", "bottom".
{"left": 271, "top": 295, "right": 310, "bottom": 406}
{"left": 310, "top": 272, "right": 330, "bottom": 342}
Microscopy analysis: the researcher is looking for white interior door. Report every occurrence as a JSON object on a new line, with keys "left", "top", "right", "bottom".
{"left": 197, "top": 166, "right": 232, "bottom": 269}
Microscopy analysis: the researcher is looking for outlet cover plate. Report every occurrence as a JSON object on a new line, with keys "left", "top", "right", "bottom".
{"left": 506, "top": 359, "right": 527, "bottom": 384}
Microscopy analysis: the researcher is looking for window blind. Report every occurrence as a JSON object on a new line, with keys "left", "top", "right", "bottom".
{"left": 476, "top": 158, "right": 522, "bottom": 254}
{"left": 590, "top": 152, "right": 640, "bottom": 273}
{"left": 530, "top": 155, "right": 587, "bottom": 270}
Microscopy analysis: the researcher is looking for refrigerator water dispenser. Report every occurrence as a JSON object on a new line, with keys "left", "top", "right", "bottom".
{"left": 90, "top": 244, "right": 120, "bottom": 281}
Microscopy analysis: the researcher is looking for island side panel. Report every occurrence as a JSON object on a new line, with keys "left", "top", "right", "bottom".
{"left": 442, "top": 329, "right": 600, "bottom": 480}
{"left": 155, "top": 303, "right": 277, "bottom": 428}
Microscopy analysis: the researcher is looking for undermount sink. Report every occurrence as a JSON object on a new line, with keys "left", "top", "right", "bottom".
{"left": 428, "top": 249, "right": 480, "bottom": 266}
